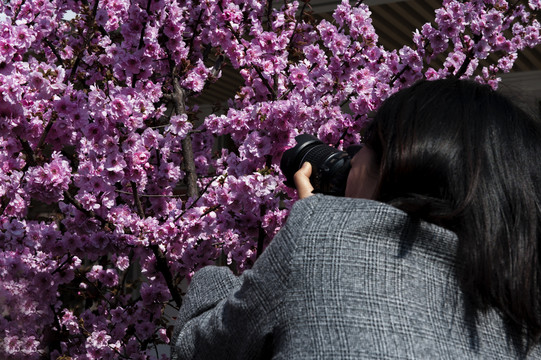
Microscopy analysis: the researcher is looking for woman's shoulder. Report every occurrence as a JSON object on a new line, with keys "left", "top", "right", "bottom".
{"left": 289, "top": 194, "right": 458, "bottom": 260}
{"left": 293, "top": 193, "right": 395, "bottom": 210}
{"left": 290, "top": 194, "right": 407, "bottom": 224}
{"left": 290, "top": 194, "right": 414, "bottom": 231}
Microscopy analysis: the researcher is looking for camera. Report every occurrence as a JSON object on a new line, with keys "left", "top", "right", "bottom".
{"left": 280, "top": 134, "right": 362, "bottom": 196}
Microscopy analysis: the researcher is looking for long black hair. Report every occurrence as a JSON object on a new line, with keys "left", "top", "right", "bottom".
{"left": 364, "top": 78, "right": 541, "bottom": 344}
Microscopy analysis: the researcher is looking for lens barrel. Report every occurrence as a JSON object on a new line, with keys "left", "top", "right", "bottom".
{"left": 280, "top": 134, "right": 354, "bottom": 196}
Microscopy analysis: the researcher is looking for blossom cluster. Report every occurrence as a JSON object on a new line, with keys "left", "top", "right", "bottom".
{"left": 0, "top": 0, "right": 539, "bottom": 358}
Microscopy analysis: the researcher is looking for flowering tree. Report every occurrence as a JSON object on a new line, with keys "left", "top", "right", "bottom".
{"left": 0, "top": 0, "right": 539, "bottom": 358}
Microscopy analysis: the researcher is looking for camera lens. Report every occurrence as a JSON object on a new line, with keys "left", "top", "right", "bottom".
{"left": 280, "top": 134, "right": 357, "bottom": 196}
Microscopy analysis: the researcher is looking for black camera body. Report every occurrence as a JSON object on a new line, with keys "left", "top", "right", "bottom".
{"left": 280, "top": 134, "right": 361, "bottom": 196}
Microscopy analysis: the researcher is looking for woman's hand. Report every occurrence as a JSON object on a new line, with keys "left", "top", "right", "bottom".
{"left": 293, "top": 162, "right": 314, "bottom": 199}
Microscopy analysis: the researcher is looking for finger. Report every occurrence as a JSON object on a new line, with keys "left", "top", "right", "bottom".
{"left": 293, "top": 162, "right": 314, "bottom": 199}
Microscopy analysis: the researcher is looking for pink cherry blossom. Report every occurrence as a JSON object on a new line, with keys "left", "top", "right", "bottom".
{"left": 0, "top": 0, "right": 539, "bottom": 358}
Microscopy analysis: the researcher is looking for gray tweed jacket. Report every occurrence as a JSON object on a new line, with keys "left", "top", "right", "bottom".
{"left": 171, "top": 194, "right": 540, "bottom": 359}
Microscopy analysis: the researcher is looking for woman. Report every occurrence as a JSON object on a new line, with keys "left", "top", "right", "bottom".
{"left": 171, "top": 79, "right": 541, "bottom": 359}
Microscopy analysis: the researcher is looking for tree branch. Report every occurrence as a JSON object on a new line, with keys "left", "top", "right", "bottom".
{"left": 150, "top": 243, "right": 183, "bottom": 307}
{"left": 130, "top": 181, "right": 145, "bottom": 218}
{"left": 216, "top": 3, "right": 278, "bottom": 100}
{"left": 44, "top": 39, "right": 64, "bottom": 65}
{"left": 256, "top": 205, "right": 266, "bottom": 259}
{"left": 0, "top": 196, "right": 11, "bottom": 217}
{"left": 63, "top": 190, "right": 111, "bottom": 228}
{"left": 132, "top": 0, "right": 153, "bottom": 87}
{"left": 138, "top": 0, "right": 152, "bottom": 50}
{"left": 266, "top": 0, "right": 274, "bottom": 31}
{"left": 36, "top": 112, "right": 57, "bottom": 152}
{"left": 171, "top": 75, "right": 199, "bottom": 198}
{"left": 186, "top": 10, "right": 204, "bottom": 57}
{"left": 51, "top": 254, "right": 74, "bottom": 275}
{"left": 68, "top": 0, "right": 100, "bottom": 83}
{"left": 199, "top": 204, "right": 221, "bottom": 218}
{"left": 18, "top": 136, "right": 37, "bottom": 168}
{"left": 453, "top": 55, "right": 472, "bottom": 79}
{"left": 286, "top": 0, "right": 309, "bottom": 52}
{"left": 12, "top": 0, "right": 27, "bottom": 25}
{"left": 252, "top": 65, "right": 278, "bottom": 99}
{"left": 389, "top": 65, "right": 409, "bottom": 87}
{"left": 130, "top": 181, "right": 182, "bottom": 307}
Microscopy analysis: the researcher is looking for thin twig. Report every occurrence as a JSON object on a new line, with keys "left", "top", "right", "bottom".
{"left": 75, "top": 270, "right": 114, "bottom": 306}
{"left": 69, "top": 0, "right": 100, "bottom": 83}
{"left": 51, "top": 254, "right": 73, "bottom": 275}
{"left": 186, "top": 10, "right": 204, "bottom": 58}
{"left": 174, "top": 175, "right": 219, "bottom": 222}
{"left": 132, "top": 0, "right": 152, "bottom": 87}
{"left": 199, "top": 204, "right": 221, "bottom": 218}
{"left": 17, "top": 136, "right": 37, "bottom": 168}
{"left": 47, "top": 305, "right": 63, "bottom": 354}
{"left": 44, "top": 39, "right": 64, "bottom": 65}
{"left": 216, "top": 4, "right": 278, "bottom": 99}
{"left": 115, "top": 189, "right": 184, "bottom": 198}
{"left": 453, "top": 55, "right": 472, "bottom": 79}
{"left": 138, "top": 0, "right": 152, "bottom": 50}
{"left": 252, "top": 65, "right": 278, "bottom": 99}
{"left": 36, "top": 114, "right": 57, "bottom": 153}
{"left": 63, "top": 190, "right": 110, "bottom": 228}
{"left": 286, "top": 0, "right": 308, "bottom": 52}
{"left": 12, "top": 0, "right": 27, "bottom": 25}
{"left": 389, "top": 65, "right": 409, "bottom": 88}
{"left": 340, "top": 93, "right": 355, "bottom": 108}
